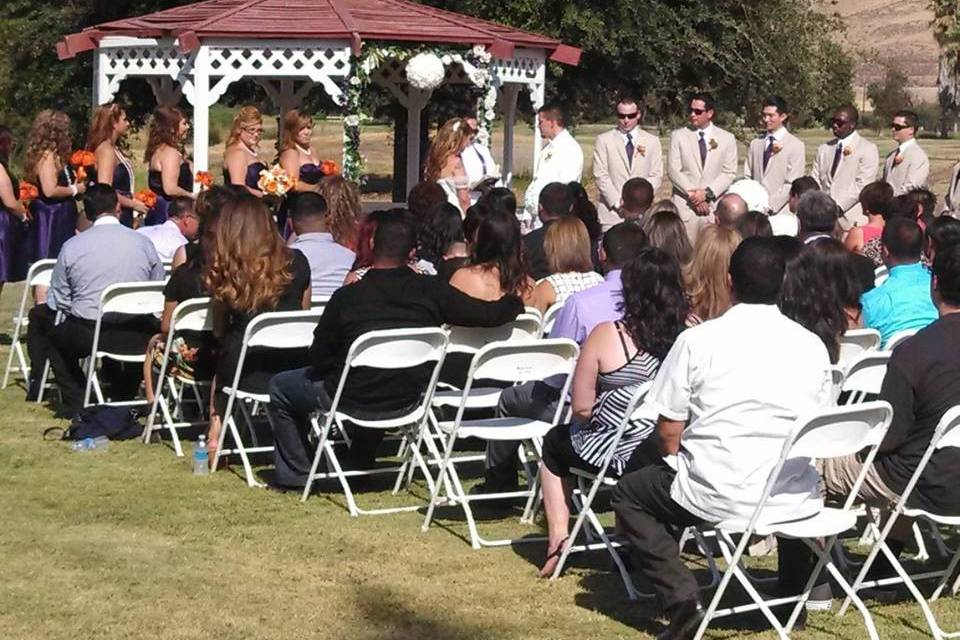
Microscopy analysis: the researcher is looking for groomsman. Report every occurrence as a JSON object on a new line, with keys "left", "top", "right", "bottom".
{"left": 523, "top": 104, "right": 583, "bottom": 220}
{"left": 882, "top": 109, "right": 930, "bottom": 196}
{"left": 811, "top": 105, "right": 879, "bottom": 230}
{"left": 668, "top": 93, "right": 737, "bottom": 241}
{"left": 592, "top": 97, "right": 663, "bottom": 230}
{"left": 941, "top": 161, "right": 960, "bottom": 216}
{"left": 745, "top": 96, "right": 805, "bottom": 214}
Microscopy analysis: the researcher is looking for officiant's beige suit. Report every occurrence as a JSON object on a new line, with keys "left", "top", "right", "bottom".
{"left": 744, "top": 130, "right": 805, "bottom": 214}
{"left": 811, "top": 132, "right": 879, "bottom": 230}
{"left": 882, "top": 141, "right": 930, "bottom": 196}
{"left": 593, "top": 127, "right": 663, "bottom": 230}
{"left": 668, "top": 125, "right": 737, "bottom": 240}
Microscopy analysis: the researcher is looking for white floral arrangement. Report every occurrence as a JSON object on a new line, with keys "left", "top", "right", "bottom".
{"left": 405, "top": 52, "right": 446, "bottom": 90}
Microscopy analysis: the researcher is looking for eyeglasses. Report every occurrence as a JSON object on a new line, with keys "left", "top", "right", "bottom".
{"left": 616, "top": 111, "right": 639, "bottom": 120}
{"left": 243, "top": 126, "right": 264, "bottom": 134}
{"left": 689, "top": 107, "right": 707, "bottom": 116}
{"left": 890, "top": 123, "right": 910, "bottom": 131}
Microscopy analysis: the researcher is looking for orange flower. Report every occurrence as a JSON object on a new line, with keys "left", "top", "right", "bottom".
{"left": 195, "top": 171, "right": 213, "bottom": 189}
{"left": 320, "top": 160, "right": 340, "bottom": 176}
{"left": 19, "top": 181, "right": 39, "bottom": 203}
{"left": 75, "top": 166, "right": 87, "bottom": 183}
{"left": 70, "top": 149, "right": 96, "bottom": 167}
{"left": 134, "top": 189, "right": 158, "bottom": 209}
{"left": 265, "top": 181, "right": 278, "bottom": 194}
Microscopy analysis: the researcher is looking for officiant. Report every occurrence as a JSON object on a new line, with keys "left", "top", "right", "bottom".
{"left": 458, "top": 109, "right": 501, "bottom": 206}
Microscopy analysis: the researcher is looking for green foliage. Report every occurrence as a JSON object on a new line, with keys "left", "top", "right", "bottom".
{"left": 866, "top": 62, "right": 912, "bottom": 128}
{"left": 932, "top": 0, "right": 960, "bottom": 113}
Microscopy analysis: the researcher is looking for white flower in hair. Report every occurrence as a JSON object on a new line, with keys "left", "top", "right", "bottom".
{"left": 452, "top": 120, "right": 462, "bottom": 133}
{"left": 405, "top": 52, "right": 446, "bottom": 90}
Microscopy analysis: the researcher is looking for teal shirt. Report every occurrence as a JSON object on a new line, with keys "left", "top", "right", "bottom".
{"left": 861, "top": 262, "right": 938, "bottom": 345}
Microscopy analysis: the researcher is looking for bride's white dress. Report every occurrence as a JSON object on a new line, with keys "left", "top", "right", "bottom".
{"left": 437, "top": 174, "right": 470, "bottom": 214}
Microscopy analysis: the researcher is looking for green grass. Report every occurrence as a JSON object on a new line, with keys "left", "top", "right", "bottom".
{"left": 2, "top": 283, "right": 960, "bottom": 639}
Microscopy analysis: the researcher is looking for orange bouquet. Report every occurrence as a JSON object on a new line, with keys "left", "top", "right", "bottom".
{"left": 320, "top": 160, "right": 340, "bottom": 176}
{"left": 257, "top": 164, "right": 296, "bottom": 196}
{"left": 195, "top": 171, "right": 213, "bottom": 190}
{"left": 70, "top": 149, "right": 96, "bottom": 183}
{"left": 19, "top": 181, "right": 39, "bottom": 203}
{"left": 133, "top": 189, "right": 158, "bottom": 209}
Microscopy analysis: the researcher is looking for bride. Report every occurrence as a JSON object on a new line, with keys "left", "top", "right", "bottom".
{"left": 423, "top": 117, "right": 471, "bottom": 214}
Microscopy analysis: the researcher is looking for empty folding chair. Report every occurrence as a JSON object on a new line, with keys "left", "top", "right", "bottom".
{"left": 885, "top": 328, "right": 919, "bottom": 351}
{"left": 422, "top": 339, "right": 579, "bottom": 549}
{"left": 538, "top": 301, "right": 565, "bottom": 338}
{"left": 3, "top": 259, "right": 56, "bottom": 389}
{"left": 142, "top": 297, "right": 214, "bottom": 456}
{"left": 83, "top": 281, "right": 166, "bottom": 407}
{"left": 300, "top": 327, "right": 449, "bottom": 515}
{"left": 212, "top": 309, "right": 322, "bottom": 487}
{"left": 839, "top": 406, "right": 960, "bottom": 640}
{"left": 839, "top": 351, "right": 890, "bottom": 404}
{"left": 838, "top": 328, "right": 881, "bottom": 371}
{"left": 693, "top": 401, "right": 894, "bottom": 640}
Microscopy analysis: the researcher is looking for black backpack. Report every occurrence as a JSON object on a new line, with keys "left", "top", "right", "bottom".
{"left": 58, "top": 406, "right": 143, "bottom": 441}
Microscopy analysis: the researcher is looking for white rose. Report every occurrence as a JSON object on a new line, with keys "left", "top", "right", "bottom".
{"left": 472, "top": 44, "right": 486, "bottom": 57}
{"left": 484, "top": 92, "right": 497, "bottom": 109}
{"left": 452, "top": 54, "right": 463, "bottom": 64}
{"left": 349, "top": 75, "right": 361, "bottom": 86}
{"left": 441, "top": 55, "right": 452, "bottom": 65}
{"left": 405, "top": 52, "right": 445, "bottom": 90}
{"left": 344, "top": 115, "right": 360, "bottom": 128}
{"left": 485, "top": 108, "right": 496, "bottom": 120}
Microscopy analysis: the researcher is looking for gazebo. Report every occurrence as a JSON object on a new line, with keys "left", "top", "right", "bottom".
{"left": 57, "top": 0, "right": 581, "bottom": 194}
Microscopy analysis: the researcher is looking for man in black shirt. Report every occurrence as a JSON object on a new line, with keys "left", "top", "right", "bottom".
{"left": 523, "top": 182, "right": 573, "bottom": 280}
{"left": 266, "top": 214, "right": 524, "bottom": 489}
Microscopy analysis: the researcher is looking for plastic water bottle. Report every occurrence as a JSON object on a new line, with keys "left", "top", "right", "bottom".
{"left": 193, "top": 435, "right": 209, "bottom": 476}
{"left": 71, "top": 436, "right": 109, "bottom": 452}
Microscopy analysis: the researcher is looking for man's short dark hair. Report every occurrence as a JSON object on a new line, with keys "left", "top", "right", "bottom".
{"left": 882, "top": 217, "right": 924, "bottom": 262}
{"left": 82, "top": 183, "right": 118, "bottom": 221}
{"left": 729, "top": 237, "right": 786, "bottom": 304}
{"left": 797, "top": 191, "right": 839, "bottom": 234}
{"left": 894, "top": 109, "right": 919, "bottom": 130}
{"left": 789, "top": 176, "right": 818, "bottom": 199}
{"left": 762, "top": 95, "right": 789, "bottom": 115}
{"left": 689, "top": 92, "right": 717, "bottom": 112}
{"left": 934, "top": 243, "right": 960, "bottom": 307}
{"left": 537, "top": 104, "right": 566, "bottom": 128}
{"left": 539, "top": 182, "right": 573, "bottom": 218}
{"left": 621, "top": 178, "right": 654, "bottom": 213}
{"left": 617, "top": 96, "right": 642, "bottom": 111}
{"left": 168, "top": 196, "right": 194, "bottom": 220}
{"left": 601, "top": 222, "right": 648, "bottom": 268}
{"left": 894, "top": 188, "right": 938, "bottom": 227}
{"left": 290, "top": 191, "right": 328, "bottom": 222}
{"left": 859, "top": 181, "right": 893, "bottom": 218}
{"left": 836, "top": 104, "right": 860, "bottom": 127}
{"left": 928, "top": 215, "right": 960, "bottom": 254}
{"left": 373, "top": 213, "right": 416, "bottom": 262}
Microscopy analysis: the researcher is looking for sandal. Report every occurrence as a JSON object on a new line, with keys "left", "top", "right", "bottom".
{"left": 538, "top": 536, "right": 570, "bottom": 578}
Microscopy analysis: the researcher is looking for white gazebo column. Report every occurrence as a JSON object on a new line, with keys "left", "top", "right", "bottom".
{"left": 498, "top": 84, "right": 520, "bottom": 186}
{"left": 92, "top": 48, "right": 110, "bottom": 109}
{"left": 405, "top": 88, "right": 431, "bottom": 195}
{"left": 191, "top": 46, "right": 211, "bottom": 180}
{"left": 529, "top": 82, "right": 546, "bottom": 177}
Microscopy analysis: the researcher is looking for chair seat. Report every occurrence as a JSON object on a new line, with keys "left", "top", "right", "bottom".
{"left": 571, "top": 466, "right": 618, "bottom": 486}
{"left": 95, "top": 350, "right": 149, "bottom": 363}
{"left": 438, "top": 416, "right": 553, "bottom": 441}
{"left": 718, "top": 508, "right": 857, "bottom": 537}
{"left": 903, "top": 507, "right": 960, "bottom": 526}
{"left": 221, "top": 386, "right": 271, "bottom": 403}
{"left": 432, "top": 387, "right": 503, "bottom": 409}
{"left": 332, "top": 407, "right": 425, "bottom": 430}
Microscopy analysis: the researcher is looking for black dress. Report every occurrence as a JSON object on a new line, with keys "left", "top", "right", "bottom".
{"left": 159, "top": 243, "right": 214, "bottom": 381}
{"left": 147, "top": 160, "right": 192, "bottom": 226}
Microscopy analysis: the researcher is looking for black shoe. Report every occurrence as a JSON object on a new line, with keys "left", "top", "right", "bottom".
{"left": 468, "top": 481, "right": 520, "bottom": 507}
{"left": 657, "top": 599, "right": 704, "bottom": 640}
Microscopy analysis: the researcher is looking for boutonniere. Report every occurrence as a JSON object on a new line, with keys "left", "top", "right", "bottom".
{"left": 636, "top": 145, "right": 646, "bottom": 158}
{"left": 771, "top": 141, "right": 783, "bottom": 154}
{"left": 708, "top": 138, "right": 718, "bottom": 151}
{"left": 543, "top": 150, "right": 553, "bottom": 163}
{"left": 843, "top": 146, "right": 853, "bottom": 157}
{"left": 893, "top": 154, "right": 903, "bottom": 166}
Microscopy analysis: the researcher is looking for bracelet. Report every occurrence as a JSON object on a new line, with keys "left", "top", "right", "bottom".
{"left": 69, "top": 184, "right": 78, "bottom": 197}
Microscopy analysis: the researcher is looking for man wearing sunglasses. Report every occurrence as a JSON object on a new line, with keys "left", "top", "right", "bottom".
{"left": 668, "top": 92, "right": 738, "bottom": 241}
{"left": 745, "top": 95, "right": 805, "bottom": 215}
{"left": 811, "top": 105, "right": 879, "bottom": 231}
{"left": 592, "top": 97, "right": 663, "bottom": 231}
{"left": 882, "top": 110, "right": 929, "bottom": 196}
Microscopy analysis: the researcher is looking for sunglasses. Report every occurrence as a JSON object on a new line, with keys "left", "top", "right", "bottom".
{"left": 890, "top": 123, "right": 910, "bottom": 131}
{"left": 616, "top": 111, "right": 639, "bottom": 120}
{"left": 689, "top": 107, "right": 707, "bottom": 116}
{"left": 831, "top": 118, "right": 849, "bottom": 127}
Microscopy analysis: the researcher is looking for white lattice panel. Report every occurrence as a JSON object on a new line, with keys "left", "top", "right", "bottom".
{"left": 492, "top": 48, "right": 545, "bottom": 85}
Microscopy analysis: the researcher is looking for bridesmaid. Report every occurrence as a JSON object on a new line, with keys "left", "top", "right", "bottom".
{"left": 222, "top": 106, "right": 265, "bottom": 195}
{"left": 87, "top": 103, "right": 148, "bottom": 227}
{"left": 23, "top": 110, "right": 85, "bottom": 263}
{"left": 0, "top": 124, "right": 29, "bottom": 299}
{"left": 146, "top": 106, "right": 193, "bottom": 226}
{"left": 278, "top": 109, "right": 324, "bottom": 189}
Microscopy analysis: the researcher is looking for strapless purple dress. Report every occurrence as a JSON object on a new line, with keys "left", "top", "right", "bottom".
{"left": 147, "top": 161, "right": 192, "bottom": 226}
{"left": 27, "top": 168, "right": 77, "bottom": 262}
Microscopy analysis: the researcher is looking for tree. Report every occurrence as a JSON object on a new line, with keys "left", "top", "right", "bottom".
{"left": 866, "top": 62, "right": 912, "bottom": 130}
{"left": 931, "top": 0, "right": 960, "bottom": 135}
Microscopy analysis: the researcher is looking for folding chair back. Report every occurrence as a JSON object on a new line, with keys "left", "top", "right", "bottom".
{"left": 840, "top": 351, "right": 890, "bottom": 404}
{"left": 874, "top": 265, "right": 889, "bottom": 287}
{"left": 310, "top": 295, "right": 330, "bottom": 310}
{"left": 469, "top": 338, "right": 579, "bottom": 387}
{"left": 3, "top": 259, "right": 57, "bottom": 388}
{"left": 539, "top": 302, "right": 565, "bottom": 338}
{"left": 445, "top": 313, "right": 541, "bottom": 354}
{"left": 885, "top": 328, "right": 918, "bottom": 350}
{"left": 162, "top": 260, "right": 173, "bottom": 276}
{"left": 839, "top": 328, "right": 881, "bottom": 370}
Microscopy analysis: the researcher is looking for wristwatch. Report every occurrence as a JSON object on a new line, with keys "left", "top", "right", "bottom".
{"left": 704, "top": 187, "right": 716, "bottom": 203}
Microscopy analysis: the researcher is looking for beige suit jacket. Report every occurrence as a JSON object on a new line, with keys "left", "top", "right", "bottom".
{"left": 593, "top": 127, "right": 663, "bottom": 229}
{"left": 811, "top": 134, "right": 879, "bottom": 230}
{"left": 942, "top": 162, "right": 960, "bottom": 216}
{"left": 668, "top": 125, "right": 738, "bottom": 239}
{"left": 882, "top": 142, "right": 930, "bottom": 196}
{"left": 745, "top": 130, "right": 805, "bottom": 214}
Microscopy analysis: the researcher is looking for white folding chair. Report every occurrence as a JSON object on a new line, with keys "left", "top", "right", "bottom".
{"left": 162, "top": 260, "right": 173, "bottom": 277}
{"left": 422, "top": 339, "right": 580, "bottom": 549}
{"left": 309, "top": 294, "right": 330, "bottom": 310}
{"left": 839, "top": 351, "right": 890, "bottom": 404}
{"left": 538, "top": 301, "right": 565, "bottom": 338}
{"left": 693, "top": 402, "right": 894, "bottom": 640}
{"left": 839, "top": 406, "right": 960, "bottom": 640}
{"left": 142, "top": 297, "right": 214, "bottom": 456}
{"left": 3, "top": 259, "right": 56, "bottom": 389}
{"left": 874, "top": 265, "right": 889, "bottom": 287}
{"left": 212, "top": 309, "right": 322, "bottom": 487}
{"left": 838, "top": 328, "right": 881, "bottom": 371}
{"left": 885, "top": 328, "right": 919, "bottom": 350}
{"left": 300, "top": 327, "right": 449, "bottom": 516}
{"left": 83, "top": 281, "right": 166, "bottom": 407}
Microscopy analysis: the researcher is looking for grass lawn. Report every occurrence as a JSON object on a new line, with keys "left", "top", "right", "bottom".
{"left": 1, "top": 283, "right": 960, "bottom": 639}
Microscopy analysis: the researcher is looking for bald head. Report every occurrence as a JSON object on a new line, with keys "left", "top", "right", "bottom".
{"left": 715, "top": 194, "right": 748, "bottom": 229}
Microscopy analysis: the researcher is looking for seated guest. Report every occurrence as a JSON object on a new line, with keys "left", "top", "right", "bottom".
{"left": 648, "top": 198, "right": 679, "bottom": 217}
{"left": 538, "top": 248, "right": 690, "bottom": 577}
{"left": 844, "top": 181, "right": 894, "bottom": 266}
{"left": 684, "top": 224, "right": 741, "bottom": 322}
{"left": 797, "top": 190, "right": 840, "bottom": 244}
{"left": 713, "top": 193, "right": 748, "bottom": 229}
{"left": 26, "top": 184, "right": 164, "bottom": 413}
{"left": 894, "top": 187, "right": 938, "bottom": 230}
{"left": 612, "top": 237, "right": 832, "bottom": 637}
{"left": 317, "top": 175, "right": 361, "bottom": 251}
{"left": 862, "top": 217, "right": 938, "bottom": 345}
{"left": 482, "top": 223, "right": 648, "bottom": 492}
{"left": 925, "top": 215, "right": 960, "bottom": 264}
{"left": 288, "top": 192, "right": 355, "bottom": 299}
{"left": 406, "top": 181, "right": 447, "bottom": 230}
{"left": 644, "top": 210, "right": 693, "bottom": 267}
{"left": 345, "top": 209, "right": 426, "bottom": 283}
{"left": 529, "top": 217, "right": 603, "bottom": 313}
{"left": 450, "top": 207, "right": 534, "bottom": 304}
{"left": 619, "top": 177, "right": 654, "bottom": 224}
{"left": 524, "top": 182, "right": 572, "bottom": 280}
{"left": 735, "top": 210, "right": 772, "bottom": 239}
{"left": 418, "top": 202, "right": 469, "bottom": 281}
{"left": 568, "top": 182, "right": 603, "bottom": 269}
{"left": 136, "top": 196, "right": 199, "bottom": 262}
{"left": 265, "top": 215, "right": 524, "bottom": 487}
{"left": 770, "top": 176, "right": 818, "bottom": 237}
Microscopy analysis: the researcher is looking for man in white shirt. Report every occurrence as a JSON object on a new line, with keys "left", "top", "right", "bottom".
{"left": 136, "top": 197, "right": 199, "bottom": 262}
{"left": 770, "top": 176, "right": 818, "bottom": 237}
{"left": 459, "top": 111, "right": 500, "bottom": 206}
{"left": 288, "top": 192, "right": 355, "bottom": 298}
{"left": 882, "top": 109, "right": 930, "bottom": 196}
{"left": 745, "top": 95, "right": 805, "bottom": 214}
{"left": 612, "top": 237, "right": 832, "bottom": 638}
{"left": 523, "top": 104, "right": 583, "bottom": 220}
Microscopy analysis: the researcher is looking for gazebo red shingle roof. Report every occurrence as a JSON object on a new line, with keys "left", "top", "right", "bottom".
{"left": 58, "top": 0, "right": 581, "bottom": 65}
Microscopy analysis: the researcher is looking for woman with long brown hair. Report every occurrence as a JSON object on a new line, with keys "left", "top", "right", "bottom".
{"left": 24, "top": 109, "right": 85, "bottom": 261}
{"left": 146, "top": 106, "right": 193, "bottom": 225}
{"left": 424, "top": 117, "right": 472, "bottom": 214}
{"left": 278, "top": 109, "right": 330, "bottom": 190}
{"left": 317, "top": 174, "right": 361, "bottom": 251}
{"left": 87, "top": 103, "right": 147, "bottom": 227}
{"left": 222, "top": 105, "right": 265, "bottom": 195}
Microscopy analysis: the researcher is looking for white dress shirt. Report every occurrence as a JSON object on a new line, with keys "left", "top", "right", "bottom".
{"left": 137, "top": 219, "right": 188, "bottom": 263}
{"left": 646, "top": 303, "right": 832, "bottom": 526}
{"left": 460, "top": 142, "right": 500, "bottom": 206}
{"left": 524, "top": 128, "right": 584, "bottom": 216}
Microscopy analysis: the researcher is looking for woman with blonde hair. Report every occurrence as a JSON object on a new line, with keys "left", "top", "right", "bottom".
{"left": 223, "top": 105, "right": 265, "bottom": 195}
{"left": 87, "top": 103, "right": 147, "bottom": 227}
{"left": 424, "top": 117, "right": 472, "bottom": 214}
{"left": 24, "top": 109, "right": 85, "bottom": 261}
{"left": 317, "top": 174, "right": 361, "bottom": 251}
{"left": 685, "top": 224, "right": 741, "bottom": 321}
{"left": 146, "top": 106, "right": 193, "bottom": 225}
{"left": 530, "top": 217, "right": 603, "bottom": 312}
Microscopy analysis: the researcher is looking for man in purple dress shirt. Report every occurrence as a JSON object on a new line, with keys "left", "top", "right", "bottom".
{"left": 479, "top": 223, "right": 649, "bottom": 493}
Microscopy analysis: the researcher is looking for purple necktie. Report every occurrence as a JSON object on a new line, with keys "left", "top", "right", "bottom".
{"left": 625, "top": 133, "right": 634, "bottom": 169}
{"left": 698, "top": 131, "right": 707, "bottom": 167}
{"left": 830, "top": 143, "right": 843, "bottom": 178}
{"left": 762, "top": 135, "right": 774, "bottom": 172}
